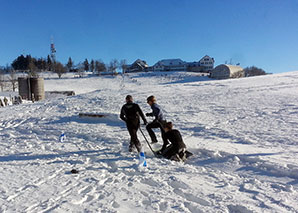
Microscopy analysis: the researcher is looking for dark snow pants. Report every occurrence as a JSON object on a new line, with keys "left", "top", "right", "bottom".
{"left": 146, "top": 120, "right": 168, "bottom": 145}
{"left": 126, "top": 122, "right": 141, "bottom": 152}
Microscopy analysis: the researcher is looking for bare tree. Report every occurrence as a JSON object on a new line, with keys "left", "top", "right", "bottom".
{"left": 120, "top": 59, "right": 127, "bottom": 73}
{"left": 0, "top": 72, "right": 5, "bottom": 91}
{"left": 95, "top": 60, "right": 106, "bottom": 74}
{"left": 9, "top": 69, "right": 18, "bottom": 91}
{"left": 231, "top": 70, "right": 245, "bottom": 78}
{"left": 28, "top": 60, "right": 38, "bottom": 77}
{"left": 108, "top": 59, "right": 119, "bottom": 73}
{"left": 76, "top": 63, "right": 85, "bottom": 77}
{"left": 53, "top": 62, "right": 67, "bottom": 78}
{"left": 244, "top": 66, "right": 266, "bottom": 77}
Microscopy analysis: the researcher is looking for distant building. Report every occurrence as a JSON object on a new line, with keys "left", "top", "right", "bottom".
{"left": 210, "top": 64, "right": 244, "bottom": 79}
{"left": 136, "top": 55, "right": 215, "bottom": 73}
{"left": 186, "top": 55, "right": 215, "bottom": 72}
{"left": 198, "top": 55, "right": 215, "bottom": 72}
{"left": 153, "top": 59, "right": 186, "bottom": 71}
{"left": 187, "top": 61, "right": 204, "bottom": 72}
{"left": 124, "top": 59, "right": 148, "bottom": 73}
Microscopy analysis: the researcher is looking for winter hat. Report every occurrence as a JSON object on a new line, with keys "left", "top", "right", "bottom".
{"left": 147, "top": 95, "right": 156, "bottom": 103}
{"left": 164, "top": 122, "right": 173, "bottom": 130}
{"left": 126, "top": 95, "right": 133, "bottom": 102}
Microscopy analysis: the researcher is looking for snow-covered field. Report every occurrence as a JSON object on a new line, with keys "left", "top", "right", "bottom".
{"left": 0, "top": 71, "right": 298, "bottom": 212}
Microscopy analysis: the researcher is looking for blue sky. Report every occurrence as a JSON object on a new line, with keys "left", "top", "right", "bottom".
{"left": 0, "top": 0, "right": 297, "bottom": 73}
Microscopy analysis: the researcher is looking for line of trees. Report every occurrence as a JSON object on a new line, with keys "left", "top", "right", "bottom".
{"left": 5, "top": 54, "right": 127, "bottom": 79}
{"left": 243, "top": 66, "right": 266, "bottom": 77}
{"left": 0, "top": 55, "right": 128, "bottom": 91}
{"left": 10, "top": 54, "right": 67, "bottom": 78}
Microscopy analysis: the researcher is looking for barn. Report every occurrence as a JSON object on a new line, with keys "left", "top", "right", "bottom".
{"left": 210, "top": 64, "right": 244, "bottom": 79}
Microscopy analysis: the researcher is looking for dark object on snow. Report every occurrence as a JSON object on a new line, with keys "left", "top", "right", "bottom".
{"left": 3, "top": 97, "right": 9, "bottom": 106}
{"left": 155, "top": 149, "right": 193, "bottom": 162}
{"left": 13, "top": 96, "right": 22, "bottom": 105}
{"left": 0, "top": 99, "right": 4, "bottom": 107}
{"left": 48, "top": 91, "right": 75, "bottom": 96}
{"left": 79, "top": 113, "right": 105, "bottom": 118}
{"left": 70, "top": 169, "right": 79, "bottom": 174}
{"left": 185, "top": 150, "right": 193, "bottom": 158}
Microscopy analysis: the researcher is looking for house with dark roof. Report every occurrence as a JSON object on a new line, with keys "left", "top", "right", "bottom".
{"left": 124, "top": 59, "right": 148, "bottom": 73}
{"left": 153, "top": 59, "right": 187, "bottom": 71}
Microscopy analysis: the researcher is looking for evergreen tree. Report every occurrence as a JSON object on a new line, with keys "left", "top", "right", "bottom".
{"left": 83, "top": 59, "right": 89, "bottom": 72}
{"left": 35, "top": 58, "right": 44, "bottom": 71}
{"left": 11, "top": 54, "right": 27, "bottom": 70}
{"left": 90, "top": 59, "right": 95, "bottom": 73}
{"left": 47, "top": 55, "right": 52, "bottom": 71}
{"left": 67, "top": 57, "right": 73, "bottom": 71}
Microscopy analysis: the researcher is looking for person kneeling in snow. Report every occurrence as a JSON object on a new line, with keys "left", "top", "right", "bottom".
{"left": 156, "top": 122, "right": 187, "bottom": 162}
{"left": 120, "top": 95, "right": 147, "bottom": 152}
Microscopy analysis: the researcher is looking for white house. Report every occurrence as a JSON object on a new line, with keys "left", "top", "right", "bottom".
{"left": 199, "top": 55, "right": 215, "bottom": 72}
{"left": 153, "top": 59, "right": 186, "bottom": 71}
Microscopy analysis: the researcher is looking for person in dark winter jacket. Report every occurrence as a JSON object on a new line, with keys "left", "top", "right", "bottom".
{"left": 120, "top": 95, "right": 147, "bottom": 152}
{"left": 157, "top": 122, "right": 187, "bottom": 161}
{"left": 145, "top": 95, "right": 167, "bottom": 144}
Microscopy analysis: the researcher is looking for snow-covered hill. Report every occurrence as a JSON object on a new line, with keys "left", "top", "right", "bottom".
{"left": 0, "top": 71, "right": 298, "bottom": 212}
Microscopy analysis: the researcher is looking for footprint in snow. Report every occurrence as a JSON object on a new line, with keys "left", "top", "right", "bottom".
{"left": 72, "top": 194, "right": 94, "bottom": 205}
{"left": 271, "top": 183, "right": 293, "bottom": 192}
{"left": 168, "top": 176, "right": 189, "bottom": 190}
{"left": 112, "top": 201, "right": 120, "bottom": 208}
{"left": 227, "top": 204, "right": 253, "bottom": 213}
{"left": 140, "top": 179, "right": 161, "bottom": 187}
{"left": 174, "top": 188, "right": 211, "bottom": 207}
{"left": 159, "top": 201, "right": 168, "bottom": 211}
{"left": 78, "top": 185, "right": 93, "bottom": 194}
{"left": 184, "top": 202, "right": 204, "bottom": 213}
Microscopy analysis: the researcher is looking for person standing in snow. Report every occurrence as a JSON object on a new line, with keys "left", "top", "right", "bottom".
{"left": 157, "top": 121, "right": 187, "bottom": 162}
{"left": 120, "top": 95, "right": 147, "bottom": 152}
{"left": 145, "top": 95, "right": 167, "bottom": 145}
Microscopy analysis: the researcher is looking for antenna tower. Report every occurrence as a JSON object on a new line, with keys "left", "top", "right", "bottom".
{"left": 50, "top": 36, "right": 56, "bottom": 62}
